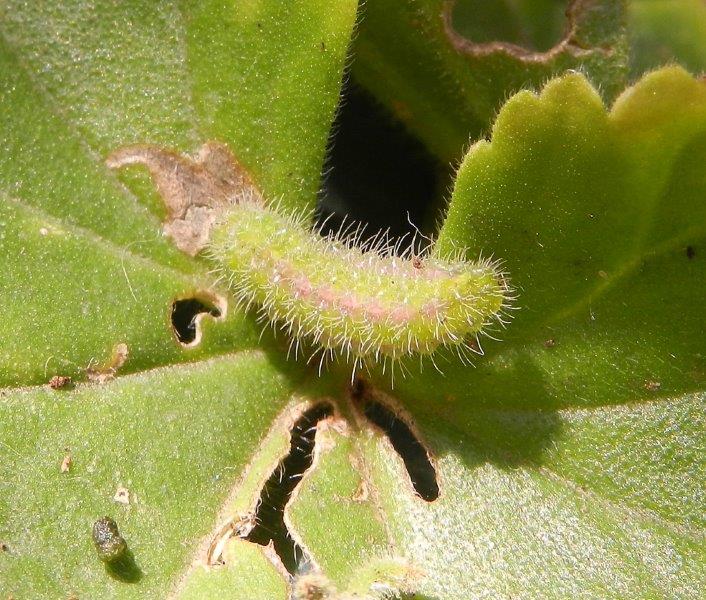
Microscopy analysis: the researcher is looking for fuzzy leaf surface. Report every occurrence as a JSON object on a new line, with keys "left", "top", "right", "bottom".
{"left": 287, "top": 68, "right": 706, "bottom": 598}
{"left": 0, "top": 0, "right": 356, "bottom": 597}
{"left": 0, "top": 2, "right": 704, "bottom": 599}
{"left": 0, "top": 0, "right": 356, "bottom": 387}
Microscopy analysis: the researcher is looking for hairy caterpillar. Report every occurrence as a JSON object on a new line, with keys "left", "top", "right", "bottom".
{"left": 107, "top": 142, "right": 511, "bottom": 376}
{"left": 210, "top": 200, "right": 509, "bottom": 371}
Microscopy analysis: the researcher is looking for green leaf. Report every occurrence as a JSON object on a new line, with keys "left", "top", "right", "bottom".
{"left": 628, "top": 0, "right": 706, "bottom": 77}
{"left": 436, "top": 66, "right": 706, "bottom": 402}
{"left": 282, "top": 67, "right": 706, "bottom": 598}
{"left": 0, "top": 194, "right": 259, "bottom": 386}
{"left": 0, "top": 0, "right": 357, "bottom": 387}
{"left": 0, "top": 0, "right": 355, "bottom": 215}
{"left": 1, "top": 2, "right": 704, "bottom": 598}
{"left": 352, "top": 0, "right": 629, "bottom": 162}
{"left": 0, "top": 0, "right": 357, "bottom": 597}
{"left": 286, "top": 422, "right": 389, "bottom": 587}
{"left": 179, "top": 539, "right": 290, "bottom": 600}
{"left": 0, "top": 352, "right": 302, "bottom": 598}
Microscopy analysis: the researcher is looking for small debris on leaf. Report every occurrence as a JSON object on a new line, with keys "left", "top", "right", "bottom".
{"left": 292, "top": 572, "right": 335, "bottom": 600}
{"left": 352, "top": 480, "right": 369, "bottom": 503}
{"left": 113, "top": 486, "right": 130, "bottom": 505}
{"left": 644, "top": 380, "right": 661, "bottom": 392}
{"left": 544, "top": 338, "right": 556, "bottom": 348}
{"left": 112, "top": 343, "right": 129, "bottom": 367}
{"left": 60, "top": 451, "right": 72, "bottom": 473}
{"left": 48, "top": 375, "right": 72, "bottom": 390}
{"left": 92, "top": 517, "right": 127, "bottom": 563}
{"left": 207, "top": 513, "right": 258, "bottom": 566}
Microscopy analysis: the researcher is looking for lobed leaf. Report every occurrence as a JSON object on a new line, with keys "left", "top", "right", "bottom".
{"left": 1, "top": 1, "right": 704, "bottom": 597}
{"left": 352, "top": 0, "right": 629, "bottom": 163}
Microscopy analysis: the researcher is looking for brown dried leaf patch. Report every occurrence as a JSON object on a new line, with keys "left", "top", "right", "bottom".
{"left": 107, "top": 142, "right": 262, "bottom": 256}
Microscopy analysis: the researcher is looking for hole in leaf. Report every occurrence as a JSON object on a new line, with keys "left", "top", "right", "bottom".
{"left": 353, "top": 380, "right": 439, "bottom": 502}
{"left": 171, "top": 292, "right": 225, "bottom": 346}
{"left": 246, "top": 403, "right": 334, "bottom": 574}
{"left": 317, "top": 81, "right": 444, "bottom": 253}
{"left": 450, "top": 0, "right": 570, "bottom": 54}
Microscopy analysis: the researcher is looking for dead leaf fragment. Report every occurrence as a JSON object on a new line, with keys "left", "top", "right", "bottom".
{"left": 106, "top": 141, "right": 262, "bottom": 255}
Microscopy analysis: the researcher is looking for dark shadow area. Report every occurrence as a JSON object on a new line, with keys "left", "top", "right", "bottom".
{"left": 429, "top": 402, "right": 563, "bottom": 474}
{"left": 171, "top": 296, "right": 222, "bottom": 345}
{"left": 352, "top": 379, "right": 439, "bottom": 502}
{"left": 246, "top": 403, "right": 334, "bottom": 574}
{"left": 105, "top": 550, "right": 142, "bottom": 584}
{"left": 317, "top": 80, "right": 445, "bottom": 254}
{"left": 353, "top": 353, "right": 564, "bottom": 475}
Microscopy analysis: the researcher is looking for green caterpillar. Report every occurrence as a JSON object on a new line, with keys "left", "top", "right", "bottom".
{"left": 107, "top": 142, "right": 511, "bottom": 375}
{"left": 210, "top": 199, "right": 510, "bottom": 372}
